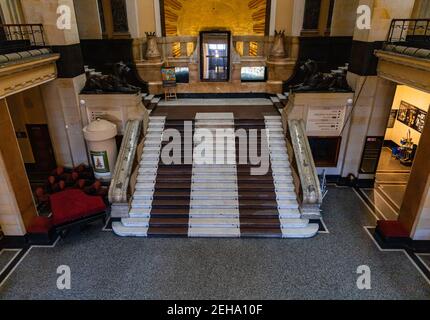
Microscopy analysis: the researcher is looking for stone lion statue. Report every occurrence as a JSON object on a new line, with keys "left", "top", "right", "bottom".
{"left": 290, "top": 59, "right": 352, "bottom": 93}
{"left": 82, "top": 62, "right": 141, "bottom": 94}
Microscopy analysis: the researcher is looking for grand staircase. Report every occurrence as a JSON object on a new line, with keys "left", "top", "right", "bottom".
{"left": 112, "top": 113, "right": 319, "bottom": 238}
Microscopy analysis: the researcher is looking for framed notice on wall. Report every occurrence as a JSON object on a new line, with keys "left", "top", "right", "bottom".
{"left": 397, "top": 101, "right": 427, "bottom": 133}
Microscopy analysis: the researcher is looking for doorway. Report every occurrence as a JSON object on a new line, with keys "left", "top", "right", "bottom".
{"left": 360, "top": 85, "right": 429, "bottom": 219}
{"left": 26, "top": 124, "right": 57, "bottom": 173}
{"left": 200, "top": 31, "right": 230, "bottom": 81}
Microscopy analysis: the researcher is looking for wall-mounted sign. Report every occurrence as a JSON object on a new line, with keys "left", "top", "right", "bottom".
{"left": 397, "top": 101, "right": 427, "bottom": 133}
{"left": 306, "top": 106, "right": 347, "bottom": 137}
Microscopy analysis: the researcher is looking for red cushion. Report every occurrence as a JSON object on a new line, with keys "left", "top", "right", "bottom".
{"left": 28, "top": 216, "right": 53, "bottom": 234}
{"left": 377, "top": 220, "right": 409, "bottom": 238}
{"left": 50, "top": 189, "right": 106, "bottom": 226}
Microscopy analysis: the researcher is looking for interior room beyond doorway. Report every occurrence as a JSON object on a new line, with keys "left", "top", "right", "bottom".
{"left": 362, "top": 85, "right": 430, "bottom": 220}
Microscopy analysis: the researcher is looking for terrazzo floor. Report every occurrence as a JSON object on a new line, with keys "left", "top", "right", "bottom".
{"left": 0, "top": 187, "right": 429, "bottom": 300}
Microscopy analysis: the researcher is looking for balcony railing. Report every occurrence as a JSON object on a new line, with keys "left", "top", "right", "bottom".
{"left": 0, "top": 24, "right": 47, "bottom": 54}
{"left": 138, "top": 35, "right": 275, "bottom": 63}
{"left": 386, "top": 19, "right": 430, "bottom": 49}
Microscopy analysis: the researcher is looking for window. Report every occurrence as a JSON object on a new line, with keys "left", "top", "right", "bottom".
{"left": 303, "top": 0, "right": 322, "bottom": 31}
{"left": 200, "top": 32, "right": 230, "bottom": 82}
{"left": 302, "top": 0, "right": 335, "bottom": 36}
{"left": 98, "top": 0, "right": 130, "bottom": 39}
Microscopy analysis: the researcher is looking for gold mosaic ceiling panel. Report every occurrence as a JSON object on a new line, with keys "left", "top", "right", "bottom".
{"left": 163, "top": 0, "right": 267, "bottom": 36}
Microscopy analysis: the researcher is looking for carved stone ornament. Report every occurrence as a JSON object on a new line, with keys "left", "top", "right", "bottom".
{"left": 269, "top": 30, "right": 287, "bottom": 61}
{"left": 145, "top": 32, "right": 162, "bottom": 61}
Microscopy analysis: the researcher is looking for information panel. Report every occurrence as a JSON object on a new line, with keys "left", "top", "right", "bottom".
{"left": 306, "top": 106, "right": 347, "bottom": 137}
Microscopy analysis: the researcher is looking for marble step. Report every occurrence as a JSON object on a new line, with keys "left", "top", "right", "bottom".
{"left": 148, "top": 122, "right": 165, "bottom": 127}
{"left": 271, "top": 177, "right": 294, "bottom": 184}
{"left": 147, "top": 127, "right": 164, "bottom": 133}
{"left": 138, "top": 167, "right": 158, "bottom": 175}
{"left": 269, "top": 154, "right": 289, "bottom": 161}
{"left": 112, "top": 222, "right": 148, "bottom": 237}
{"left": 131, "top": 200, "right": 153, "bottom": 209}
{"left": 195, "top": 113, "right": 234, "bottom": 120}
{"left": 149, "top": 116, "right": 166, "bottom": 122}
{"left": 268, "top": 140, "right": 287, "bottom": 147}
{"left": 265, "top": 122, "right": 283, "bottom": 127}
{"left": 191, "top": 175, "right": 237, "bottom": 182}
{"left": 190, "top": 191, "right": 238, "bottom": 200}
{"left": 122, "top": 217, "right": 150, "bottom": 227}
{"left": 133, "top": 190, "right": 157, "bottom": 200}
{"left": 136, "top": 174, "right": 157, "bottom": 182}
{"left": 135, "top": 182, "right": 156, "bottom": 191}
{"left": 274, "top": 191, "right": 297, "bottom": 200}
{"left": 190, "top": 208, "right": 239, "bottom": 217}
{"left": 191, "top": 185, "right": 237, "bottom": 192}
{"left": 276, "top": 200, "right": 299, "bottom": 210}
{"left": 192, "top": 168, "right": 238, "bottom": 174}
{"left": 139, "top": 159, "right": 160, "bottom": 168}
{"left": 129, "top": 208, "right": 151, "bottom": 217}
{"left": 195, "top": 122, "right": 235, "bottom": 127}
{"left": 271, "top": 167, "right": 292, "bottom": 174}
{"left": 190, "top": 200, "right": 239, "bottom": 209}
{"left": 188, "top": 227, "right": 240, "bottom": 238}
{"left": 188, "top": 218, "right": 240, "bottom": 228}
{"left": 271, "top": 160, "right": 290, "bottom": 168}
{"left": 141, "top": 154, "right": 161, "bottom": 161}
{"left": 142, "top": 147, "right": 162, "bottom": 153}
{"left": 280, "top": 218, "right": 309, "bottom": 228}
{"left": 281, "top": 224, "right": 319, "bottom": 238}
{"left": 265, "top": 127, "right": 284, "bottom": 133}
{"left": 264, "top": 116, "right": 282, "bottom": 121}
{"left": 192, "top": 164, "right": 237, "bottom": 169}
{"left": 278, "top": 208, "right": 302, "bottom": 219}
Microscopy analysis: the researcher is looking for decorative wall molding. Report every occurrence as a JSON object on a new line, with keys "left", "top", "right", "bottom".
{"left": 0, "top": 54, "right": 60, "bottom": 99}
{"left": 375, "top": 50, "right": 430, "bottom": 93}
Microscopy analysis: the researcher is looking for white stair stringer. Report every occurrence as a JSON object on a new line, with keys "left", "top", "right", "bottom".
{"left": 264, "top": 116, "right": 319, "bottom": 239}
{"left": 189, "top": 113, "right": 240, "bottom": 237}
{"left": 112, "top": 116, "right": 166, "bottom": 237}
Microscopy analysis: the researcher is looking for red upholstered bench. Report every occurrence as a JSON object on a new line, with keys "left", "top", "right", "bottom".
{"left": 28, "top": 189, "right": 107, "bottom": 238}
{"left": 376, "top": 220, "right": 409, "bottom": 239}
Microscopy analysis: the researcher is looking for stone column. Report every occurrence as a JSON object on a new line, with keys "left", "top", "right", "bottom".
{"left": 399, "top": 109, "right": 430, "bottom": 240}
{"left": 21, "top": 0, "right": 88, "bottom": 168}
{"left": 0, "top": 99, "right": 36, "bottom": 236}
{"left": 74, "top": 0, "right": 103, "bottom": 39}
{"left": 341, "top": 0, "right": 415, "bottom": 179}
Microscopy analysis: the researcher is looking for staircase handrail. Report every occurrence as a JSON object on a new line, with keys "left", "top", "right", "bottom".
{"left": 287, "top": 119, "right": 323, "bottom": 207}
{"left": 108, "top": 119, "right": 142, "bottom": 204}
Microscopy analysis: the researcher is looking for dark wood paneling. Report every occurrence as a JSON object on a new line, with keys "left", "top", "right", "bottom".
{"left": 285, "top": 36, "right": 353, "bottom": 89}
{"left": 51, "top": 44, "right": 85, "bottom": 78}
{"left": 349, "top": 40, "right": 384, "bottom": 76}
{"left": 80, "top": 39, "right": 147, "bottom": 91}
